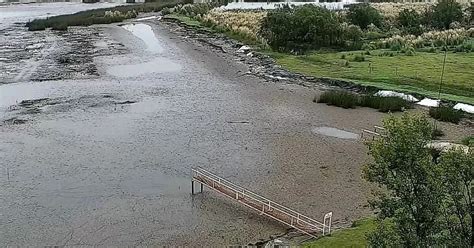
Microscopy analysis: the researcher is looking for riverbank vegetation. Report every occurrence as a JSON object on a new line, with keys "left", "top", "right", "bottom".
{"left": 26, "top": 0, "right": 191, "bottom": 31}
{"left": 164, "top": 1, "right": 473, "bottom": 106}
{"left": 317, "top": 90, "right": 412, "bottom": 112}
{"left": 304, "top": 218, "right": 376, "bottom": 247}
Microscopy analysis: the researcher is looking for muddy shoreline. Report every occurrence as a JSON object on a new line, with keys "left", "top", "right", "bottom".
{"left": 1, "top": 5, "right": 471, "bottom": 246}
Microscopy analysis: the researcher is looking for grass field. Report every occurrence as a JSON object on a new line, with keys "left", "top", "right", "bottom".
{"left": 268, "top": 50, "right": 474, "bottom": 104}
{"left": 304, "top": 218, "right": 376, "bottom": 248}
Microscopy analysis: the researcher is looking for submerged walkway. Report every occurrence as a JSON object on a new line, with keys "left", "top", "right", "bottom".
{"left": 192, "top": 168, "right": 333, "bottom": 238}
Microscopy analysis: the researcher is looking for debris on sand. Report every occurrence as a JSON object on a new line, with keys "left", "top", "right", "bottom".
{"left": 3, "top": 117, "right": 27, "bottom": 125}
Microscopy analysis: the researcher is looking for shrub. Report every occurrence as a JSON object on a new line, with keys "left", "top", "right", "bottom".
{"left": 317, "top": 91, "right": 358, "bottom": 109}
{"left": 51, "top": 22, "right": 68, "bottom": 31}
{"left": 361, "top": 43, "right": 376, "bottom": 51}
{"left": 359, "top": 95, "right": 411, "bottom": 112}
{"left": 431, "top": 0, "right": 463, "bottom": 29}
{"left": 347, "top": 4, "right": 383, "bottom": 29}
{"left": 353, "top": 54, "right": 365, "bottom": 62}
{"left": 461, "top": 136, "right": 473, "bottom": 146}
{"left": 261, "top": 5, "right": 344, "bottom": 52}
{"left": 398, "top": 8, "right": 422, "bottom": 35}
{"left": 429, "top": 105, "right": 463, "bottom": 124}
{"left": 27, "top": 22, "right": 46, "bottom": 31}
{"left": 344, "top": 25, "right": 364, "bottom": 43}
{"left": 317, "top": 91, "right": 411, "bottom": 112}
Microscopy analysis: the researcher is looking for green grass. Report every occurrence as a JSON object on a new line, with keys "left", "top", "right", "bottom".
{"left": 165, "top": 14, "right": 207, "bottom": 28}
{"left": 266, "top": 50, "right": 474, "bottom": 105}
{"left": 305, "top": 218, "right": 376, "bottom": 248}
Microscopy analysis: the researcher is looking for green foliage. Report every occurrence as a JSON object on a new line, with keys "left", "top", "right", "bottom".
{"left": 347, "top": 4, "right": 383, "bottom": 29}
{"left": 26, "top": 0, "right": 187, "bottom": 30}
{"left": 364, "top": 114, "right": 473, "bottom": 247}
{"left": 317, "top": 90, "right": 358, "bottom": 109}
{"left": 461, "top": 136, "right": 473, "bottom": 146}
{"left": 429, "top": 105, "right": 463, "bottom": 124}
{"left": 437, "top": 149, "right": 473, "bottom": 247}
{"left": 51, "top": 22, "right": 68, "bottom": 31}
{"left": 431, "top": 0, "right": 463, "bottom": 29}
{"left": 260, "top": 5, "right": 344, "bottom": 52}
{"left": 353, "top": 54, "right": 365, "bottom": 62}
{"left": 364, "top": 114, "right": 442, "bottom": 247}
{"left": 359, "top": 95, "right": 411, "bottom": 113}
{"left": 366, "top": 219, "right": 402, "bottom": 248}
{"left": 398, "top": 9, "right": 422, "bottom": 35}
{"left": 304, "top": 218, "right": 376, "bottom": 247}
{"left": 317, "top": 91, "right": 411, "bottom": 112}
{"left": 27, "top": 22, "right": 46, "bottom": 31}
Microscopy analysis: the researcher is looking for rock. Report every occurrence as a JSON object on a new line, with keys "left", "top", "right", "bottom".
{"left": 237, "top": 45, "right": 251, "bottom": 53}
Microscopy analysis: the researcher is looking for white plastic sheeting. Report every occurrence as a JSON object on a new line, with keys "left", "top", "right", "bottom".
{"left": 416, "top": 98, "right": 440, "bottom": 107}
{"left": 375, "top": 90, "right": 419, "bottom": 102}
{"left": 453, "top": 103, "right": 474, "bottom": 114}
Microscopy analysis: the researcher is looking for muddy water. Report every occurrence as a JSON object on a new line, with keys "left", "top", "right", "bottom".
{"left": 1, "top": 4, "right": 471, "bottom": 247}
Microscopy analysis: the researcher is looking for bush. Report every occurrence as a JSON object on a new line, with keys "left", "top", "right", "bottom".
{"left": 51, "top": 22, "right": 68, "bottom": 31}
{"left": 27, "top": 22, "right": 46, "bottom": 31}
{"left": 347, "top": 4, "right": 383, "bottom": 29}
{"left": 461, "top": 136, "right": 473, "bottom": 146}
{"left": 359, "top": 95, "right": 411, "bottom": 112}
{"left": 398, "top": 9, "right": 422, "bottom": 35}
{"left": 353, "top": 54, "right": 365, "bottom": 62}
{"left": 317, "top": 91, "right": 411, "bottom": 112}
{"left": 261, "top": 5, "right": 344, "bottom": 52}
{"left": 431, "top": 0, "right": 463, "bottom": 29}
{"left": 317, "top": 91, "right": 358, "bottom": 109}
{"left": 343, "top": 24, "right": 363, "bottom": 48}
{"left": 429, "top": 105, "right": 463, "bottom": 124}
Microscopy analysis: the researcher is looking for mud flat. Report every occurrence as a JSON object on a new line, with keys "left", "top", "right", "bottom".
{"left": 0, "top": 6, "right": 471, "bottom": 246}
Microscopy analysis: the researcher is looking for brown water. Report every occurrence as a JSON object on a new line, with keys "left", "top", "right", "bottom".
{"left": 1, "top": 4, "right": 470, "bottom": 246}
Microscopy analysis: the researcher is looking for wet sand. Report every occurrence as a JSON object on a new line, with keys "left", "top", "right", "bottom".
{"left": 0, "top": 6, "right": 471, "bottom": 246}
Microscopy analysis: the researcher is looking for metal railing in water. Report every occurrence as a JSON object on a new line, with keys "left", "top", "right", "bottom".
{"left": 191, "top": 167, "right": 332, "bottom": 238}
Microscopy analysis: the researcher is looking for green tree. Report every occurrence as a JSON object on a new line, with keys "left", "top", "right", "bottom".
{"left": 346, "top": 4, "right": 382, "bottom": 29}
{"left": 364, "top": 114, "right": 442, "bottom": 247}
{"left": 431, "top": 0, "right": 463, "bottom": 29}
{"left": 260, "top": 5, "right": 344, "bottom": 52}
{"left": 398, "top": 9, "right": 422, "bottom": 35}
{"left": 438, "top": 149, "right": 473, "bottom": 247}
{"left": 364, "top": 114, "right": 473, "bottom": 247}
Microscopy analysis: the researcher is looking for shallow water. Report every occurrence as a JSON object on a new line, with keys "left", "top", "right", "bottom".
{"left": 121, "top": 23, "right": 163, "bottom": 53}
{"left": 107, "top": 57, "right": 181, "bottom": 77}
{"left": 312, "top": 126, "right": 359, "bottom": 140}
{"left": 0, "top": 3, "right": 392, "bottom": 246}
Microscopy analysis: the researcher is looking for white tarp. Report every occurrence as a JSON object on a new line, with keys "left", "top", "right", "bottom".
{"left": 453, "top": 103, "right": 474, "bottom": 114}
{"left": 375, "top": 90, "right": 419, "bottom": 102}
{"left": 416, "top": 98, "right": 440, "bottom": 107}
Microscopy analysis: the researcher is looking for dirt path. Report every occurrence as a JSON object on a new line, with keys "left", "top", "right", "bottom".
{"left": 0, "top": 10, "right": 470, "bottom": 246}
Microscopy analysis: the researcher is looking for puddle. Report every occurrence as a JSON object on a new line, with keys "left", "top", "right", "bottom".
{"left": 106, "top": 57, "right": 181, "bottom": 77}
{"left": 312, "top": 126, "right": 359, "bottom": 140}
{"left": 122, "top": 23, "right": 163, "bottom": 53}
